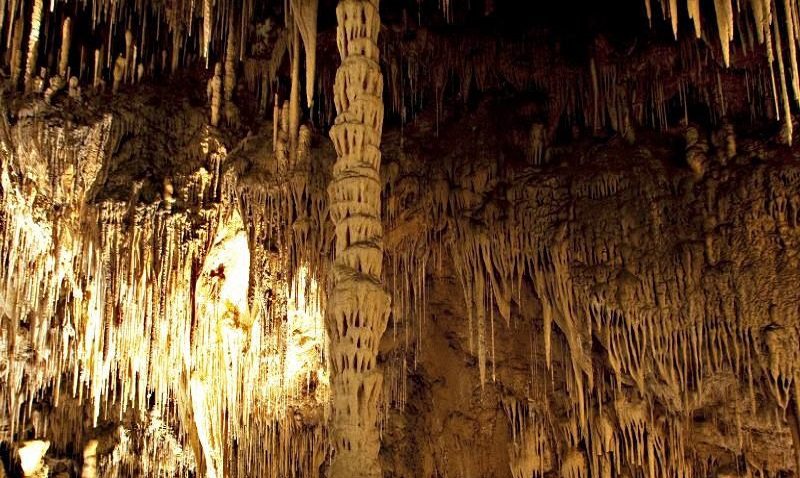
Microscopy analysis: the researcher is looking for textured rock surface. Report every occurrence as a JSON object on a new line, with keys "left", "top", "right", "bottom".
{"left": 0, "top": 82, "right": 798, "bottom": 476}
{"left": 0, "top": 1, "right": 800, "bottom": 477}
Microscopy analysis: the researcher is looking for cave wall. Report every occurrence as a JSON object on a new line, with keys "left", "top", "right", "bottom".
{"left": 1, "top": 83, "right": 799, "bottom": 477}
{"left": 1, "top": 0, "right": 800, "bottom": 476}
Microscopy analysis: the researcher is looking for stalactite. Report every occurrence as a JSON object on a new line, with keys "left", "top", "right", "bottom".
{"left": 784, "top": 0, "right": 800, "bottom": 102}
{"left": 203, "top": 0, "right": 213, "bottom": 62}
{"left": 224, "top": 22, "right": 239, "bottom": 126}
{"left": 59, "top": 17, "right": 71, "bottom": 78}
{"left": 125, "top": 30, "right": 134, "bottom": 83}
{"left": 93, "top": 49, "right": 101, "bottom": 89}
{"left": 714, "top": 0, "right": 734, "bottom": 66}
{"left": 289, "top": 25, "right": 301, "bottom": 155}
{"left": 688, "top": 0, "right": 702, "bottom": 37}
{"left": 291, "top": 0, "right": 319, "bottom": 109}
{"left": 23, "top": 0, "right": 43, "bottom": 92}
{"left": 772, "top": 2, "right": 794, "bottom": 144}
{"left": 9, "top": 15, "right": 23, "bottom": 87}
{"left": 327, "top": 0, "right": 389, "bottom": 476}
{"left": 670, "top": 0, "right": 679, "bottom": 37}
{"left": 208, "top": 62, "right": 223, "bottom": 127}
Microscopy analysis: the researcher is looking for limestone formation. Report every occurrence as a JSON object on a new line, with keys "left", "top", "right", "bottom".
{"left": 208, "top": 63, "right": 223, "bottom": 127}
{"left": 326, "top": 0, "right": 389, "bottom": 476}
{"left": 18, "top": 441, "right": 49, "bottom": 477}
{"left": 59, "top": 18, "right": 71, "bottom": 78}
{"left": 223, "top": 24, "right": 239, "bottom": 127}
{"left": 0, "top": 2, "right": 799, "bottom": 478}
{"left": 112, "top": 55, "right": 125, "bottom": 94}
{"left": 23, "top": 0, "right": 43, "bottom": 92}
{"left": 80, "top": 440, "right": 98, "bottom": 478}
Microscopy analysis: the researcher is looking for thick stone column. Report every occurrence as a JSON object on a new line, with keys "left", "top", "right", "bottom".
{"left": 327, "top": 0, "right": 389, "bottom": 477}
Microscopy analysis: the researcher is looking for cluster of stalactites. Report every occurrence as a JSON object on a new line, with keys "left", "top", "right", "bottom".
{"left": 0, "top": 0, "right": 258, "bottom": 108}
{"left": 207, "top": 22, "right": 240, "bottom": 128}
{"left": 4, "top": 3, "right": 160, "bottom": 98}
{"left": 0, "top": 103, "right": 335, "bottom": 476}
{"left": 378, "top": 108, "right": 800, "bottom": 476}
{"left": 649, "top": 0, "right": 800, "bottom": 143}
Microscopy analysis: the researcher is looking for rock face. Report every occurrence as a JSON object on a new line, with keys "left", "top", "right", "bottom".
{"left": 0, "top": 86, "right": 798, "bottom": 478}
{"left": 1, "top": 1, "right": 800, "bottom": 478}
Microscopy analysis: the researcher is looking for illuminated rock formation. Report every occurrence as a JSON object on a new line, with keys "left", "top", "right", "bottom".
{"left": 23, "top": 0, "right": 43, "bottom": 92}
{"left": 326, "top": 0, "right": 389, "bottom": 477}
{"left": 18, "top": 441, "right": 49, "bottom": 477}
{"left": 0, "top": 2, "right": 800, "bottom": 478}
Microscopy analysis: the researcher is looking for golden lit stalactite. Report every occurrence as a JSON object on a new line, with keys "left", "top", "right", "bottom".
{"left": 208, "top": 63, "right": 223, "bottom": 127}
{"left": 327, "top": 0, "right": 389, "bottom": 476}
{"left": 9, "top": 15, "right": 23, "bottom": 86}
{"left": 203, "top": 0, "right": 213, "bottom": 63}
{"left": 289, "top": 23, "right": 302, "bottom": 157}
{"left": 714, "top": 0, "right": 734, "bottom": 66}
{"left": 0, "top": 97, "right": 334, "bottom": 477}
{"left": 93, "top": 49, "right": 101, "bottom": 89}
{"left": 59, "top": 17, "right": 71, "bottom": 78}
{"left": 784, "top": 0, "right": 800, "bottom": 102}
{"left": 291, "top": 0, "right": 319, "bottom": 109}
{"left": 224, "top": 18, "right": 239, "bottom": 126}
{"left": 772, "top": 1, "right": 794, "bottom": 144}
{"left": 125, "top": 29, "right": 134, "bottom": 82}
{"left": 23, "top": 0, "right": 43, "bottom": 92}
{"left": 687, "top": 0, "right": 701, "bottom": 37}
{"left": 669, "top": 0, "right": 679, "bottom": 37}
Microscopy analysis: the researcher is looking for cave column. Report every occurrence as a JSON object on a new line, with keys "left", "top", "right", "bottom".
{"left": 327, "top": 0, "right": 389, "bottom": 477}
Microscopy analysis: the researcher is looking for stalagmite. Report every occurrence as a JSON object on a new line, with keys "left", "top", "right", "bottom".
{"left": 32, "top": 66, "right": 46, "bottom": 93}
{"left": 327, "top": 0, "right": 390, "bottom": 476}
{"left": 18, "top": 440, "right": 49, "bottom": 477}
{"left": 685, "top": 125, "right": 708, "bottom": 177}
{"left": 80, "top": 440, "right": 98, "bottom": 478}
{"left": 113, "top": 55, "right": 125, "bottom": 93}
{"left": 44, "top": 74, "right": 65, "bottom": 104}
{"left": 528, "top": 123, "right": 546, "bottom": 165}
